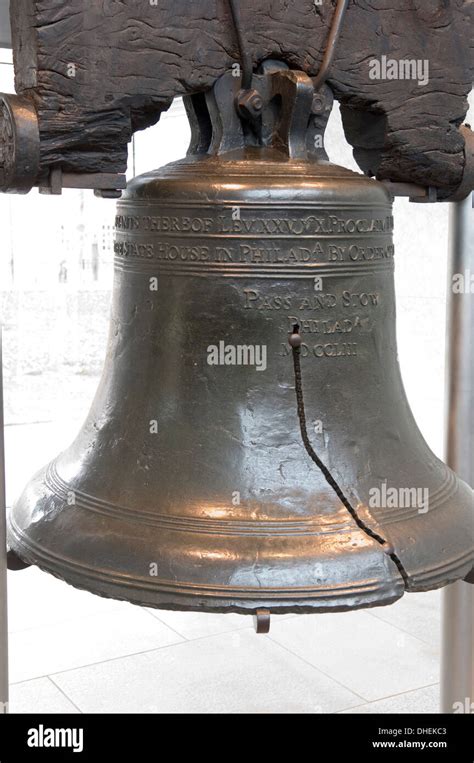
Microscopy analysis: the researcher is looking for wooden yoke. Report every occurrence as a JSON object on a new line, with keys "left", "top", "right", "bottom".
{"left": 1, "top": 1, "right": 473, "bottom": 198}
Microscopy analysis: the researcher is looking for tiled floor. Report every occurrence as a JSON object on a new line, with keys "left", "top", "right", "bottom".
{"left": 4, "top": 421, "right": 442, "bottom": 714}
{"left": 6, "top": 566, "right": 442, "bottom": 714}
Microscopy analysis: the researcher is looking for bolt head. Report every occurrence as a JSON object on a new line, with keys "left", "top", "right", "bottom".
{"left": 249, "top": 94, "right": 263, "bottom": 111}
{"left": 237, "top": 89, "right": 264, "bottom": 121}
{"left": 312, "top": 95, "right": 324, "bottom": 113}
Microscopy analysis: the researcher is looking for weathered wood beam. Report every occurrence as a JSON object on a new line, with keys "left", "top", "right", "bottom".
{"left": 6, "top": 1, "right": 474, "bottom": 196}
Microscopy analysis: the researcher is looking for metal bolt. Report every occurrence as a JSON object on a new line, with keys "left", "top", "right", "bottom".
{"left": 312, "top": 94, "right": 324, "bottom": 114}
{"left": 237, "top": 88, "right": 264, "bottom": 121}
{"left": 249, "top": 93, "right": 263, "bottom": 111}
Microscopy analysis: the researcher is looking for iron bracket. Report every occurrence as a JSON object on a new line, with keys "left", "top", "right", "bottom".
{"left": 38, "top": 166, "right": 126, "bottom": 198}
{"left": 185, "top": 62, "right": 333, "bottom": 162}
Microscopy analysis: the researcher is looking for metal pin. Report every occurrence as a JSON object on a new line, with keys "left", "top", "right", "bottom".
{"left": 253, "top": 609, "right": 271, "bottom": 634}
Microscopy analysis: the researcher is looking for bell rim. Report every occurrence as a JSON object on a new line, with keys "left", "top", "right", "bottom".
{"left": 8, "top": 515, "right": 407, "bottom": 614}
{"left": 8, "top": 464, "right": 473, "bottom": 613}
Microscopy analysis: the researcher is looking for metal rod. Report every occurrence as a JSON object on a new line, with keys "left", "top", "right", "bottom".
{"left": 228, "top": 0, "right": 253, "bottom": 91}
{"left": 0, "top": 325, "right": 9, "bottom": 714}
{"left": 313, "top": 0, "right": 349, "bottom": 92}
{"left": 441, "top": 195, "right": 474, "bottom": 714}
{"left": 228, "top": 0, "right": 349, "bottom": 95}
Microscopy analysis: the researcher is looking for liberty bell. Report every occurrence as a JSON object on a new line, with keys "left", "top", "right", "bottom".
{"left": 7, "top": 64, "right": 474, "bottom": 618}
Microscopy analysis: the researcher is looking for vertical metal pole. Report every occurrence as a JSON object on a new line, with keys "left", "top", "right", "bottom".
{"left": 441, "top": 195, "right": 474, "bottom": 714}
{"left": 0, "top": 326, "right": 9, "bottom": 713}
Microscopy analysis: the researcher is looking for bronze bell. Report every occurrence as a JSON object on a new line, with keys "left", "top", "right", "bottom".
{"left": 8, "top": 66, "right": 473, "bottom": 615}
